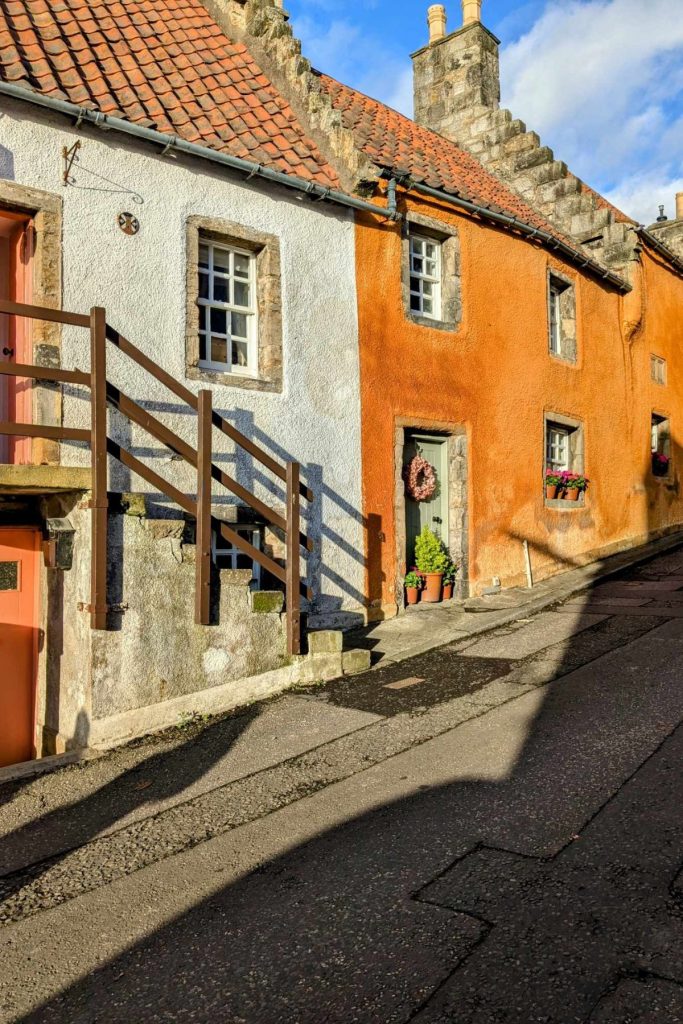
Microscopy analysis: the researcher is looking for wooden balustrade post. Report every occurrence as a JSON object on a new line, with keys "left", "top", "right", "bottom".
{"left": 196, "top": 389, "right": 212, "bottom": 625}
{"left": 286, "top": 460, "right": 301, "bottom": 655}
{"left": 89, "top": 306, "right": 108, "bottom": 630}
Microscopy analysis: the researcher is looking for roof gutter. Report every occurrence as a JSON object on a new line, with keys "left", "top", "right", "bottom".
{"left": 392, "top": 176, "right": 630, "bottom": 293}
{"left": 638, "top": 226, "right": 683, "bottom": 277}
{"left": 0, "top": 81, "right": 400, "bottom": 222}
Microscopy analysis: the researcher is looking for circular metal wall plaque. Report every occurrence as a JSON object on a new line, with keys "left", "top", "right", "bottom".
{"left": 117, "top": 212, "right": 140, "bottom": 235}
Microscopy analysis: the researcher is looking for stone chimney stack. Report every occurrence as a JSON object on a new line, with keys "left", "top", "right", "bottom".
{"left": 412, "top": 1, "right": 500, "bottom": 143}
{"left": 676, "top": 192, "right": 683, "bottom": 221}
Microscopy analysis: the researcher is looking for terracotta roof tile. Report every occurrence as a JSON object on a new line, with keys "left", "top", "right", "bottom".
{"left": 0, "top": 0, "right": 339, "bottom": 188}
{"left": 318, "top": 73, "right": 586, "bottom": 245}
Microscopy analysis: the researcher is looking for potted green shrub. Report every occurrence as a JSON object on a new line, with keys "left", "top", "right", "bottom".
{"left": 414, "top": 525, "right": 449, "bottom": 602}
{"left": 442, "top": 562, "right": 457, "bottom": 600}
{"left": 404, "top": 569, "right": 423, "bottom": 606}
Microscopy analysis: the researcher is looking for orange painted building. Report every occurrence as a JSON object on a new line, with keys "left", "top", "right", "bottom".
{"left": 320, "top": 6, "right": 683, "bottom": 620}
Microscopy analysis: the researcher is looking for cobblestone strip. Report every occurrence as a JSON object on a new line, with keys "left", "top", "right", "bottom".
{"left": 0, "top": 616, "right": 662, "bottom": 925}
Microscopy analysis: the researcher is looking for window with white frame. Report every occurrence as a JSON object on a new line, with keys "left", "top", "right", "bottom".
{"left": 409, "top": 234, "right": 441, "bottom": 319}
{"left": 547, "top": 273, "right": 576, "bottom": 361}
{"left": 198, "top": 240, "right": 257, "bottom": 375}
{"left": 546, "top": 423, "right": 570, "bottom": 471}
{"left": 548, "top": 280, "right": 562, "bottom": 356}
{"left": 212, "top": 524, "right": 261, "bottom": 585}
{"left": 544, "top": 414, "right": 584, "bottom": 500}
{"left": 651, "top": 354, "right": 667, "bottom": 386}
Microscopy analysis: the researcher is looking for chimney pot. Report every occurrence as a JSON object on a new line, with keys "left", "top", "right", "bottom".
{"left": 427, "top": 4, "right": 447, "bottom": 44}
{"left": 676, "top": 192, "right": 683, "bottom": 221}
{"left": 462, "top": 0, "right": 482, "bottom": 25}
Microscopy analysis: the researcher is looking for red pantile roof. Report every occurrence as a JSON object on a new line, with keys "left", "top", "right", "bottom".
{"left": 318, "top": 73, "right": 583, "bottom": 242}
{"left": 0, "top": 0, "right": 340, "bottom": 187}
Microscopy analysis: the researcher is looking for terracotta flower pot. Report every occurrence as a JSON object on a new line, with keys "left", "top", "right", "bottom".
{"left": 546, "top": 484, "right": 558, "bottom": 500}
{"left": 422, "top": 572, "right": 443, "bottom": 603}
{"left": 565, "top": 487, "right": 580, "bottom": 501}
{"left": 442, "top": 582, "right": 454, "bottom": 601}
{"left": 405, "top": 586, "right": 420, "bottom": 606}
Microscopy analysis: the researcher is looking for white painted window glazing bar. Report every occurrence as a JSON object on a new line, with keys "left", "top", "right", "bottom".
{"left": 546, "top": 425, "right": 569, "bottom": 471}
{"left": 198, "top": 240, "right": 257, "bottom": 376}
{"left": 548, "top": 283, "right": 562, "bottom": 355}
{"left": 409, "top": 234, "right": 441, "bottom": 319}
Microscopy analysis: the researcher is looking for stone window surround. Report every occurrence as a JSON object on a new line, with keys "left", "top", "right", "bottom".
{"left": 0, "top": 179, "right": 62, "bottom": 465}
{"left": 402, "top": 212, "right": 461, "bottom": 332}
{"left": 547, "top": 266, "right": 578, "bottom": 365}
{"left": 543, "top": 410, "right": 585, "bottom": 510}
{"left": 650, "top": 353, "right": 667, "bottom": 386}
{"left": 393, "top": 415, "right": 469, "bottom": 609}
{"left": 186, "top": 215, "right": 282, "bottom": 393}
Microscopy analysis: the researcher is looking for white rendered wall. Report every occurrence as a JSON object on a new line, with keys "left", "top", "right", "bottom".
{"left": 0, "top": 101, "right": 366, "bottom": 625}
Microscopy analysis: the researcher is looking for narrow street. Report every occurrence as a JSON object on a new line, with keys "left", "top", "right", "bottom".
{"left": 1, "top": 546, "right": 683, "bottom": 1023}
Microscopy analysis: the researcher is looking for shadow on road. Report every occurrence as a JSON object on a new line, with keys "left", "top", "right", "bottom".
{"left": 0, "top": 705, "right": 260, "bottom": 901}
{"left": 10, "top": 543, "right": 683, "bottom": 1023}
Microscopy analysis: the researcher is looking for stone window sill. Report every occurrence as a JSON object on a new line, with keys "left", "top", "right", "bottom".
{"left": 544, "top": 497, "right": 585, "bottom": 510}
{"left": 549, "top": 352, "right": 578, "bottom": 367}
{"left": 186, "top": 364, "right": 281, "bottom": 394}
{"left": 405, "top": 311, "right": 458, "bottom": 333}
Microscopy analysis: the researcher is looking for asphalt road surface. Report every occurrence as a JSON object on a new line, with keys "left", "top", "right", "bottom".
{"left": 1, "top": 549, "right": 683, "bottom": 1022}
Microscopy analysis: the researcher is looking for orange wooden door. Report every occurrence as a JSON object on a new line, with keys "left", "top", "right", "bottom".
{"left": 0, "top": 528, "right": 39, "bottom": 767}
{"left": 0, "top": 212, "right": 33, "bottom": 465}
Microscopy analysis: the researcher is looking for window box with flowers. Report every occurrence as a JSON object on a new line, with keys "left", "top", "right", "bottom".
{"left": 652, "top": 452, "right": 670, "bottom": 477}
{"left": 545, "top": 468, "right": 589, "bottom": 505}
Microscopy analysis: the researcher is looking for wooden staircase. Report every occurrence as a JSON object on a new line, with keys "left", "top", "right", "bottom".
{"left": 0, "top": 299, "right": 311, "bottom": 655}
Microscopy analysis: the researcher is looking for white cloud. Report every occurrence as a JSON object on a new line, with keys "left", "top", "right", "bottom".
{"left": 291, "top": 9, "right": 413, "bottom": 114}
{"left": 500, "top": 0, "right": 683, "bottom": 218}
{"left": 605, "top": 173, "right": 683, "bottom": 226}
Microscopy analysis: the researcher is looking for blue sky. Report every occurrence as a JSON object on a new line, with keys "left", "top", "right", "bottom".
{"left": 286, "top": 0, "right": 683, "bottom": 223}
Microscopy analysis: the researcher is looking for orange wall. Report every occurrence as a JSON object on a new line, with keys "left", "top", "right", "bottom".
{"left": 356, "top": 196, "right": 683, "bottom": 619}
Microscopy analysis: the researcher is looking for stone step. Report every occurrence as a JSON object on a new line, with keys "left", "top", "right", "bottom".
{"left": 554, "top": 192, "right": 597, "bottom": 221}
{"left": 471, "top": 119, "right": 530, "bottom": 154}
{"left": 571, "top": 207, "right": 613, "bottom": 237}
{"left": 526, "top": 158, "right": 570, "bottom": 187}
{"left": 535, "top": 173, "right": 583, "bottom": 208}
{"left": 468, "top": 106, "right": 513, "bottom": 136}
{"left": 511, "top": 144, "right": 555, "bottom": 171}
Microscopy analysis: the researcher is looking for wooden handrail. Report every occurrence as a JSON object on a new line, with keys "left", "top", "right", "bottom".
{"left": 196, "top": 391, "right": 212, "bottom": 625}
{"left": 215, "top": 519, "right": 286, "bottom": 584}
{"left": 1, "top": 302, "right": 310, "bottom": 654}
{"left": 0, "top": 421, "right": 90, "bottom": 442}
{"left": 106, "top": 382, "right": 197, "bottom": 466}
{"left": 0, "top": 298, "right": 90, "bottom": 329}
{"left": 106, "top": 439, "right": 196, "bottom": 517}
{"left": 106, "top": 325, "right": 313, "bottom": 502}
{"left": 90, "top": 307, "right": 108, "bottom": 630}
{"left": 0, "top": 361, "right": 90, "bottom": 386}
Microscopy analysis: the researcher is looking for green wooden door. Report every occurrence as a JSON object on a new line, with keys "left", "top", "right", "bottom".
{"left": 403, "top": 433, "right": 449, "bottom": 567}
